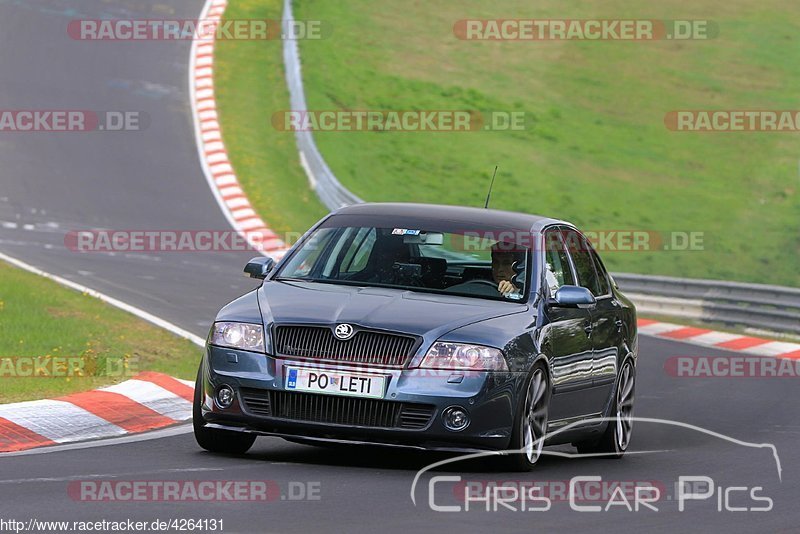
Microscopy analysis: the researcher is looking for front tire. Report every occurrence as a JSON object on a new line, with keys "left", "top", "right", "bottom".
{"left": 576, "top": 359, "right": 635, "bottom": 458}
{"left": 193, "top": 364, "right": 256, "bottom": 455}
{"left": 504, "top": 362, "right": 550, "bottom": 471}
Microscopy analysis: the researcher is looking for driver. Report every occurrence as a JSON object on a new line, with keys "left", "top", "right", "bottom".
{"left": 445, "top": 241, "right": 525, "bottom": 298}
{"left": 492, "top": 246, "right": 524, "bottom": 297}
{"left": 491, "top": 243, "right": 525, "bottom": 298}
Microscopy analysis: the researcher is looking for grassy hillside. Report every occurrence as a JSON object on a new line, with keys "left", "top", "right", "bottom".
{"left": 287, "top": 0, "right": 800, "bottom": 285}
{"left": 214, "top": 0, "right": 328, "bottom": 237}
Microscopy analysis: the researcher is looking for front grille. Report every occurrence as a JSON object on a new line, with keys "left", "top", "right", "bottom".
{"left": 239, "top": 389, "right": 435, "bottom": 430}
{"left": 273, "top": 325, "right": 417, "bottom": 367}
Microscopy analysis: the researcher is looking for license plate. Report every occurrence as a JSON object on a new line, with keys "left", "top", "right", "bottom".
{"left": 284, "top": 367, "right": 386, "bottom": 399}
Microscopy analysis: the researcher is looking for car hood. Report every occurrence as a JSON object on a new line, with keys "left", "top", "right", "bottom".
{"left": 257, "top": 280, "right": 528, "bottom": 339}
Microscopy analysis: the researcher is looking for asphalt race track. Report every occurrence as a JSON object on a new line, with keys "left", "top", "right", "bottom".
{"left": 0, "top": 0, "right": 261, "bottom": 333}
{"left": 0, "top": 1, "right": 797, "bottom": 532}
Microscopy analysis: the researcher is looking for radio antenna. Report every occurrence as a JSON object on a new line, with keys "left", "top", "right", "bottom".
{"left": 484, "top": 165, "right": 498, "bottom": 209}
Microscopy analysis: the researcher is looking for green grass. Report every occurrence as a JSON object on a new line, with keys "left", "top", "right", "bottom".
{"left": 280, "top": 0, "right": 799, "bottom": 286}
{"left": 214, "top": 0, "right": 328, "bottom": 239}
{"left": 0, "top": 262, "right": 202, "bottom": 403}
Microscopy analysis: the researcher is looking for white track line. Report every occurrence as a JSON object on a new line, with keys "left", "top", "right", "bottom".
{"left": 0, "top": 251, "right": 204, "bottom": 347}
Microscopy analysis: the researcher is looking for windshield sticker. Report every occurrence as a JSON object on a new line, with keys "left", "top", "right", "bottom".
{"left": 392, "top": 228, "right": 421, "bottom": 235}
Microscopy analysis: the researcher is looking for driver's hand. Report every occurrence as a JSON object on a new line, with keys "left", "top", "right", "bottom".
{"left": 497, "top": 280, "right": 516, "bottom": 296}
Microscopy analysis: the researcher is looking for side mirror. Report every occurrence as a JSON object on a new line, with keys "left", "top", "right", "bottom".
{"left": 549, "top": 285, "right": 596, "bottom": 308}
{"left": 244, "top": 256, "right": 274, "bottom": 279}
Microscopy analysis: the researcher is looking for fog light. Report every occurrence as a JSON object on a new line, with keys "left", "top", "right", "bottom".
{"left": 215, "top": 385, "right": 235, "bottom": 409}
{"left": 442, "top": 406, "right": 470, "bottom": 431}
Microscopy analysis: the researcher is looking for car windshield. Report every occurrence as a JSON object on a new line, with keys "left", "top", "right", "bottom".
{"left": 276, "top": 226, "right": 530, "bottom": 302}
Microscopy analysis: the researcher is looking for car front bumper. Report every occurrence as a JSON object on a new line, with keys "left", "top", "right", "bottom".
{"left": 199, "top": 345, "right": 526, "bottom": 451}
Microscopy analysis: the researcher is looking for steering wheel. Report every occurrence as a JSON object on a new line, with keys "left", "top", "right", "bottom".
{"left": 457, "top": 278, "right": 523, "bottom": 299}
{"left": 460, "top": 278, "right": 498, "bottom": 288}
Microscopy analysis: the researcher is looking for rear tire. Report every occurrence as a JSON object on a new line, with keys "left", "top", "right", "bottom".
{"left": 503, "top": 362, "right": 550, "bottom": 471}
{"left": 575, "top": 359, "right": 635, "bottom": 458}
{"left": 193, "top": 364, "right": 256, "bottom": 455}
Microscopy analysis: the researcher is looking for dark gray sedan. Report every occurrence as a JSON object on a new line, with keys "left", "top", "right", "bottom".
{"left": 193, "top": 203, "right": 637, "bottom": 470}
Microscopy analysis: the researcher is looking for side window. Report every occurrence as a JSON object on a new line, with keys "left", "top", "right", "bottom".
{"left": 321, "top": 228, "right": 355, "bottom": 277}
{"left": 543, "top": 229, "right": 575, "bottom": 295}
{"left": 562, "top": 229, "right": 601, "bottom": 296}
{"left": 280, "top": 227, "right": 336, "bottom": 277}
{"left": 588, "top": 248, "right": 610, "bottom": 296}
{"left": 340, "top": 228, "right": 376, "bottom": 274}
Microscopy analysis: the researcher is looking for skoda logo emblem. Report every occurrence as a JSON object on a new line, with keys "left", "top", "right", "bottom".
{"left": 334, "top": 324, "right": 355, "bottom": 340}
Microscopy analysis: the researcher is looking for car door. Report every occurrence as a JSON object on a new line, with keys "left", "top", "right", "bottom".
{"left": 541, "top": 228, "right": 597, "bottom": 422}
{"left": 561, "top": 228, "right": 613, "bottom": 416}
{"left": 585, "top": 243, "right": 621, "bottom": 401}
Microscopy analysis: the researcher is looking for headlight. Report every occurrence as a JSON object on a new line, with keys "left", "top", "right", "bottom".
{"left": 209, "top": 322, "right": 265, "bottom": 353}
{"left": 416, "top": 342, "right": 508, "bottom": 371}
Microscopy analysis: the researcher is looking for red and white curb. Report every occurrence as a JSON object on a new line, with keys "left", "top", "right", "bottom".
{"left": 190, "top": 0, "right": 291, "bottom": 260}
{"left": 0, "top": 372, "right": 194, "bottom": 453}
{"left": 637, "top": 319, "right": 800, "bottom": 359}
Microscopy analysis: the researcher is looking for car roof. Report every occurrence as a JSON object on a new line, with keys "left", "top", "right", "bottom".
{"left": 330, "top": 202, "right": 569, "bottom": 234}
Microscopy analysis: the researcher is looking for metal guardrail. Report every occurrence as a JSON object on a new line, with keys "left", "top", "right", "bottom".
{"left": 280, "top": 1, "right": 800, "bottom": 335}
{"left": 612, "top": 273, "right": 800, "bottom": 335}
{"left": 282, "top": 0, "right": 362, "bottom": 211}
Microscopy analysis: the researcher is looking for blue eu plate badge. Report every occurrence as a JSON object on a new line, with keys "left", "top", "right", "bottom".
{"left": 287, "top": 368, "right": 298, "bottom": 389}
